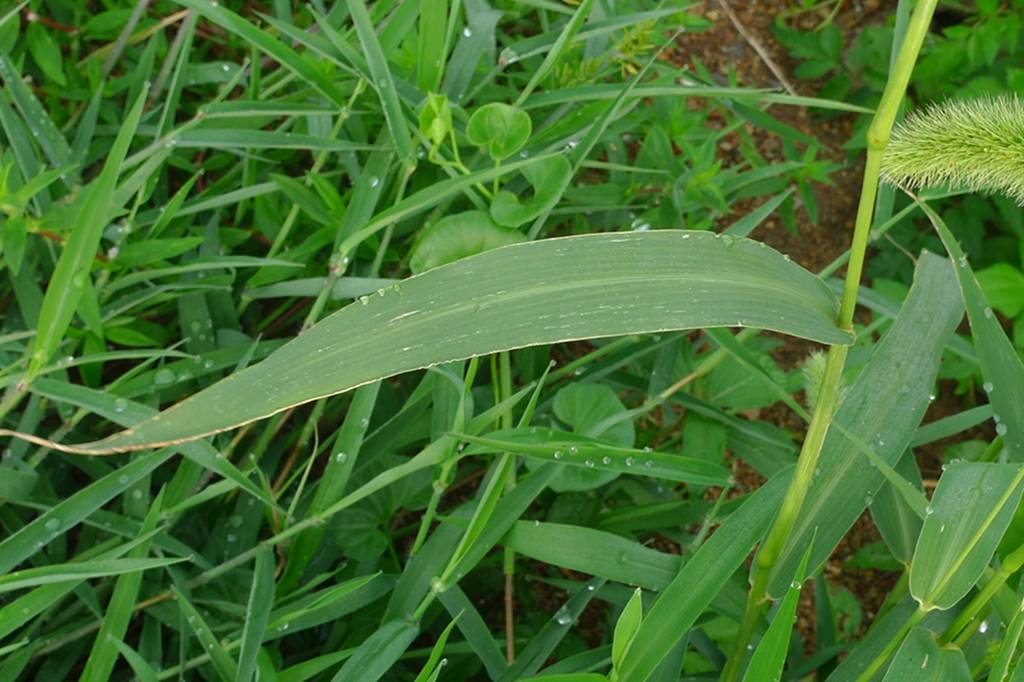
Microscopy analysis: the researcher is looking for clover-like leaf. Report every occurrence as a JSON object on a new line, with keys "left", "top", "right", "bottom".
{"left": 466, "top": 102, "right": 531, "bottom": 161}
{"left": 491, "top": 155, "right": 572, "bottom": 227}
{"left": 409, "top": 210, "right": 525, "bottom": 273}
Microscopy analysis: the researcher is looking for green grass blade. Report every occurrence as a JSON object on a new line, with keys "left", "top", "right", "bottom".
{"left": 413, "top": 615, "right": 460, "bottom": 682}
{"left": 910, "top": 462, "right": 1024, "bottom": 610}
{"left": 499, "top": 577, "right": 605, "bottom": 681}
{"left": 921, "top": 199, "right": 1024, "bottom": 460}
{"left": 28, "top": 232, "right": 849, "bottom": 453}
{"left": 173, "top": 129, "right": 379, "bottom": 151}
{"left": 461, "top": 428, "right": 730, "bottom": 485}
{"left": 765, "top": 253, "right": 963, "bottom": 597}
{"left": 330, "top": 620, "right": 419, "bottom": 682}
{"left": 417, "top": 0, "right": 448, "bottom": 92}
{"left": 79, "top": 491, "right": 166, "bottom": 682}
{"left": 0, "top": 450, "right": 172, "bottom": 574}
{"left": 106, "top": 638, "right": 159, "bottom": 682}
{"left": 238, "top": 548, "right": 275, "bottom": 682}
{"left": 616, "top": 470, "right": 791, "bottom": 681}
{"left": 0, "top": 556, "right": 186, "bottom": 593}
{"left": 0, "top": 50, "right": 76, "bottom": 181}
{"left": 174, "top": 0, "right": 346, "bottom": 107}
{"left": 436, "top": 585, "right": 508, "bottom": 680}
{"left": 336, "top": 2, "right": 415, "bottom": 165}
{"left": 27, "top": 378, "right": 277, "bottom": 510}
{"left": 26, "top": 86, "right": 147, "bottom": 380}
{"left": 502, "top": 520, "right": 679, "bottom": 589}
{"left": 173, "top": 586, "right": 239, "bottom": 681}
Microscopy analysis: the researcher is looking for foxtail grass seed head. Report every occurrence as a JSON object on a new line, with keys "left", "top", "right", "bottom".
{"left": 881, "top": 95, "right": 1024, "bottom": 204}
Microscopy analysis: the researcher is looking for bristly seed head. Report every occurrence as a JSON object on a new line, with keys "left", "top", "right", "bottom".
{"left": 881, "top": 94, "right": 1024, "bottom": 204}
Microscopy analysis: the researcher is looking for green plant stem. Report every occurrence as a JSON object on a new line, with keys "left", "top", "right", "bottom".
{"left": 721, "top": 1, "right": 939, "bottom": 679}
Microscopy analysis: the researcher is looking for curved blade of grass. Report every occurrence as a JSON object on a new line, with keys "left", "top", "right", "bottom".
{"left": 910, "top": 462, "right": 1024, "bottom": 611}
{"left": 335, "top": 2, "right": 414, "bottom": 165}
{"left": 524, "top": 83, "right": 874, "bottom": 114}
{"left": 616, "top": 469, "right": 791, "bottom": 682}
{"left": 461, "top": 427, "right": 730, "bottom": 485}
{"left": 498, "top": 577, "right": 606, "bottom": 682}
{"left": 766, "top": 252, "right": 963, "bottom": 597}
{"left": 28, "top": 378, "right": 276, "bottom": 509}
{"left": 0, "top": 556, "right": 186, "bottom": 593}
{"left": 0, "top": 449, "right": 172, "bottom": 574}
{"left": 437, "top": 586, "right": 508, "bottom": 680}
{"left": 173, "top": 586, "right": 238, "bottom": 681}
{"left": 238, "top": 548, "right": 275, "bottom": 682}
{"left": 25, "top": 86, "right": 147, "bottom": 380}
{"left": 413, "top": 615, "right": 460, "bottom": 682}
{"left": 17, "top": 231, "right": 849, "bottom": 453}
{"left": 330, "top": 620, "right": 419, "bottom": 682}
{"left": 172, "top": 129, "right": 380, "bottom": 152}
{"left": 173, "top": 0, "right": 346, "bottom": 107}
{"left": 503, "top": 520, "right": 679, "bottom": 589}
{"left": 107, "top": 638, "right": 159, "bottom": 682}
{"left": 0, "top": 50, "right": 76, "bottom": 180}
{"left": 79, "top": 492, "right": 165, "bottom": 682}
{"left": 921, "top": 199, "right": 1024, "bottom": 461}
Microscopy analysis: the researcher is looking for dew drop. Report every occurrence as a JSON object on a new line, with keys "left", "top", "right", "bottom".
{"left": 601, "top": 456, "right": 611, "bottom": 465}
{"left": 44, "top": 518, "right": 60, "bottom": 532}
{"left": 644, "top": 460, "right": 653, "bottom": 468}
{"left": 154, "top": 368, "right": 175, "bottom": 385}
{"left": 984, "top": 307, "right": 995, "bottom": 319}
{"left": 118, "top": 474, "right": 130, "bottom": 485}
{"left": 358, "top": 295, "right": 369, "bottom": 306}
{"left": 114, "top": 398, "right": 128, "bottom": 413}
{"left": 984, "top": 381, "right": 994, "bottom": 393}
{"left": 462, "top": 26, "right": 472, "bottom": 37}
{"left": 997, "top": 423, "right": 1009, "bottom": 436}
{"left": 553, "top": 450, "right": 563, "bottom": 460}
{"left": 584, "top": 459, "right": 595, "bottom": 468}
{"left": 625, "top": 456, "right": 634, "bottom": 467}
{"left": 335, "top": 452, "right": 347, "bottom": 464}
{"left": 554, "top": 607, "right": 573, "bottom": 626}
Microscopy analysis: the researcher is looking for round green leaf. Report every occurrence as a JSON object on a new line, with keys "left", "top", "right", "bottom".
{"left": 466, "top": 102, "right": 532, "bottom": 161}
{"left": 491, "top": 155, "right": 571, "bottom": 227}
{"left": 409, "top": 210, "right": 525, "bottom": 273}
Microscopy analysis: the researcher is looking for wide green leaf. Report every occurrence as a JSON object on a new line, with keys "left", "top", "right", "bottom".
{"left": 15, "top": 232, "right": 849, "bottom": 453}
{"left": 766, "top": 252, "right": 963, "bottom": 597}
{"left": 910, "top": 461, "right": 1024, "bottom": 610}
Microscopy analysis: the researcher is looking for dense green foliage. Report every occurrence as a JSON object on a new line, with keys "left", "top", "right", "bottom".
{"left": 0, "top": 1, "right": 1023, "bottom": 681}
